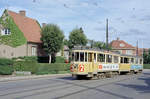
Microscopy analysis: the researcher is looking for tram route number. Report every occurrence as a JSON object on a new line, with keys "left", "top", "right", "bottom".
{"left": 79, "top": 64, "right": 84, "bottom": 72}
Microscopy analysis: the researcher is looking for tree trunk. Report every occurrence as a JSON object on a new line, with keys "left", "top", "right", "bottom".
{"left": 49, "top": 54, "right": 51, "bottom": 64}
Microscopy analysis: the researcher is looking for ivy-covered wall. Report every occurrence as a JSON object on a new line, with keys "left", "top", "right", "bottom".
{"left": 0, "top": 10, "right": 27, "bottom": 47}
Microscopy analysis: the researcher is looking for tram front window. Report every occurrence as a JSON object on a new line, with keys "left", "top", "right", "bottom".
{"left": 80, "top": 52, "right": 84, "bottom": 62}
{"left": 71, "top": 52, "right": 75, "bottom": 61}
{"left": 85, "top": 52, "right": 87, "bottom": 62}
{"left": 75, "top": 52, "right": 79, "bottom": 61}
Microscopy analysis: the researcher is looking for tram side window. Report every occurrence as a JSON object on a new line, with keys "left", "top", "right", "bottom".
{"left": 120, "top": 57, "right": 124, "bottom": 63}
{"left": 114, "top": 56, "right": 119, "bottom": 63}
{"left": 94, "top": 53, "right": 96, "bottom": 62}
{"left": 80, "top": 52, "right": 84, "bottom": 62}
{"left": 140, "top": 58, "right": 143, "bottom": 64}
{"left": 124, "top": 57, "right": 129, "bottom": 63}
{"left": 135, "top": 58, "right": 138, "bottom": 64}
{"left": 97, "top": 54, "right": 105, "bottom": 62}
{"left": 88, "top": 53, "right": 92, "bottom": 62}
{"left": 71, "top": 52, "right": 75, "bottom": 61}
{"left": 85, "top": 52, "right": 87, "bottom": 62}
{"left": 107, "top": 55, "right": 112, "bottom": 63}
{"left": 75, "top": 52, "right": 79, "bottom": 62}
{"left": 131, "top": 58, "right": 134, "bottom": 64}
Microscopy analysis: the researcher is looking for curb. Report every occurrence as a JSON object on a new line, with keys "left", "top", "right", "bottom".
{"left": 0, "top": 73, "right": 71, "bottom": 82}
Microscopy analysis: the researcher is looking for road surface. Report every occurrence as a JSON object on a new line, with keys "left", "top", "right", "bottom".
{"left": 0, "top": 70, "right": 150, "bottom": 99}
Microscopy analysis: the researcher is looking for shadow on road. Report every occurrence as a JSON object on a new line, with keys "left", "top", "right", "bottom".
{"left": 116, "top": 74, "right": 150, "bottom": 93}
{"left": 57, "top": 76, "right": 76, "bottom": 81}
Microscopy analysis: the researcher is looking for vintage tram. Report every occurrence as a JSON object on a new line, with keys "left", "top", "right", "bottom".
{"left": 70, "top": 47, "right": 143, "bottom": 79}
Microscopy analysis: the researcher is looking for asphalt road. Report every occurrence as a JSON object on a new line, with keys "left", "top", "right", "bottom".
{"left": 0, "top": 70, "right": 150, "bottom": 99}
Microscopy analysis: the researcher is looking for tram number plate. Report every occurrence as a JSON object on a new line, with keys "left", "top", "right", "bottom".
{"left": 79, "top": 64, "right": 84, "bottom": 72}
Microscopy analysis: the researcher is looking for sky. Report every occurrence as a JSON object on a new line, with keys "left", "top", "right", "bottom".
{"left": 0, "top": 0, "right": 150, "bottom": 48}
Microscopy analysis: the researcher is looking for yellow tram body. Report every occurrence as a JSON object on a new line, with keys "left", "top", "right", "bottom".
{"left": 70, "top": 47, "right": 143, "bottom": 78}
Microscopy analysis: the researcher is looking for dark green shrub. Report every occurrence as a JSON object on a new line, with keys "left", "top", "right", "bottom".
{"left": 0, "top": 58, "right": 13, "bottom": 66}
{"left": 37, "top": 56, "right": 49, "bottom": 63}
{"left": 13, "top": 61, "right": 38, "bottom": 74}
{"left": 55, "top": 56, "right": 65, "bottom": 63}
{"left": 0, "top": 66, "right": 13, "bottom": 75}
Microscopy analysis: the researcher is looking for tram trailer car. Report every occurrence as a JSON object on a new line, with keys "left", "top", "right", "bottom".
{"left": 70, "top": 48, "right": 143, "bottom": 79}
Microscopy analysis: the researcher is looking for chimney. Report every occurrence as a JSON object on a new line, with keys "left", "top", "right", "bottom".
{"left": 19, "top": 10, "right": 26, "bottom": 16}
{"left": 42, "top": 23, "right": 46, "bottom": 27}
{"left": 117, "top": 37, "right": 120, "bottom": 40}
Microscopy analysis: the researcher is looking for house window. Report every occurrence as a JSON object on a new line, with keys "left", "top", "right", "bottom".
{"left": 126, "top": 50, "right": 132, "bottom": 55}
{"left": 32, "top": 46, "right": 37, "bottom": 56}
{"left": 1, "top": 28, "right": 11, "bottom": 35}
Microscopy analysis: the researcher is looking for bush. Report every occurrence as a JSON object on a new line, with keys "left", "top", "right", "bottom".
{"left": 55, "top": 56, "right": 65, "bottom": 63}
{"left": 36, "top": 63, "right": 70, "bottom": 75}
{"left": 13, "top": 61, "right": 38, "bottom": 74}
{"left": 0, "top": 58, "right": 13, "bottom": 66}
{"left": 0, "top": 66, "right": 13, "bottom": 75}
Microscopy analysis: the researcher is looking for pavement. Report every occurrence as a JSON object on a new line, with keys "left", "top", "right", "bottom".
{"left": 0, "top": 74, "right": 70, "bottom": 82}
{"left": 0, "top": 69, "right": 150, "bottom": 99}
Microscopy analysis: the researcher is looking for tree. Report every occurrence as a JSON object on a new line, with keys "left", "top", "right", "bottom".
{"left": 68, "top": 28, "right": 87, "bottom": 49}
{"left": 143, "top": 49, "right": 148, "bottom": 64}
{"left": 88, "top": 39, "right": 112, "bottom": 50}
{"left": 41, "top": 24, "right": 64, "bottom": 63}
{"left": 63, "top": 39, "right": 68, "bottom": 46}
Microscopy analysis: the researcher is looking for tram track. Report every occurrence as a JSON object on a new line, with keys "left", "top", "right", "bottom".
{"left": 54, "top": 74, "right": 141, "bottom": 99}
{"left": 0, "top": 73, "right": 141, "bottom": 99}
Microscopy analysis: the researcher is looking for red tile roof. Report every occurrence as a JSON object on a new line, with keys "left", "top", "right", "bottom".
{"left": 7, "top": 10, "right": 41, "bottom": 43}
{"left": 110, "top": 40, "right": 135, "bottom": 49}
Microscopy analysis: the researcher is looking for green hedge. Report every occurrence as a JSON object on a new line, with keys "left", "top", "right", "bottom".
{"left": 36, "top": 63, "right": 70, "bottom": 75}
{"left": 13, "top": 61, "right": 70, "bottom": 75}
{"left": 144, "top": 64, "right": 150, "bottom": 69}
{"left": 13, "top": 61, "right": 38, "bottom": 74}
{"left": 0, "top": 58, "right": 13, "bottom": 66}
{"left": 55, "top": 56, "right": 65, "bottom": 63}
{"left": 0, "top": 66, "right": 13, "bottom": 75}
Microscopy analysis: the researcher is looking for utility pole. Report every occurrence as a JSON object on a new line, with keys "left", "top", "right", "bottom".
{"left": 106, "top": 18, "right": 109, "bottom": 51}
{"left": 136, "top": 40, "right": 138, "bottom": 56}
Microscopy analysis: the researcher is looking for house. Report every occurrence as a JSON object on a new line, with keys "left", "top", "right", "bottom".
{"left": 110, "top": 38, "right": 149, "bottom": 56}
{"left": 0, "top": 9, "right": 45, "bottom": 58}
{"left": 110, "top": 38, "right": 136, "bottom": 55}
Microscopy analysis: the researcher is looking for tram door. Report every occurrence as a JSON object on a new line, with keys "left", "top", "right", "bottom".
{"left": 88, "top": 52, "right": 93, "bottom": 72}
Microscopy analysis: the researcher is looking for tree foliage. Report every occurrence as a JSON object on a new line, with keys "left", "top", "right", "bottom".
{"left": 68, "top": 28, "right": 87, "bottom": 49}
{"left": 143, "top": 49, "right": 150, "bottom": 64}
{"left": 88, "top": 39, "right": 111, "bottom": 50}
{"left": 40, "top": 24, "right": 64, "bottom": 63}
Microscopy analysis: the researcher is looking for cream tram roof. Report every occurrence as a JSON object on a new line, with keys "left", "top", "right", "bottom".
{"left": 72, "top": 46, "right": 142, "bottom": 58}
